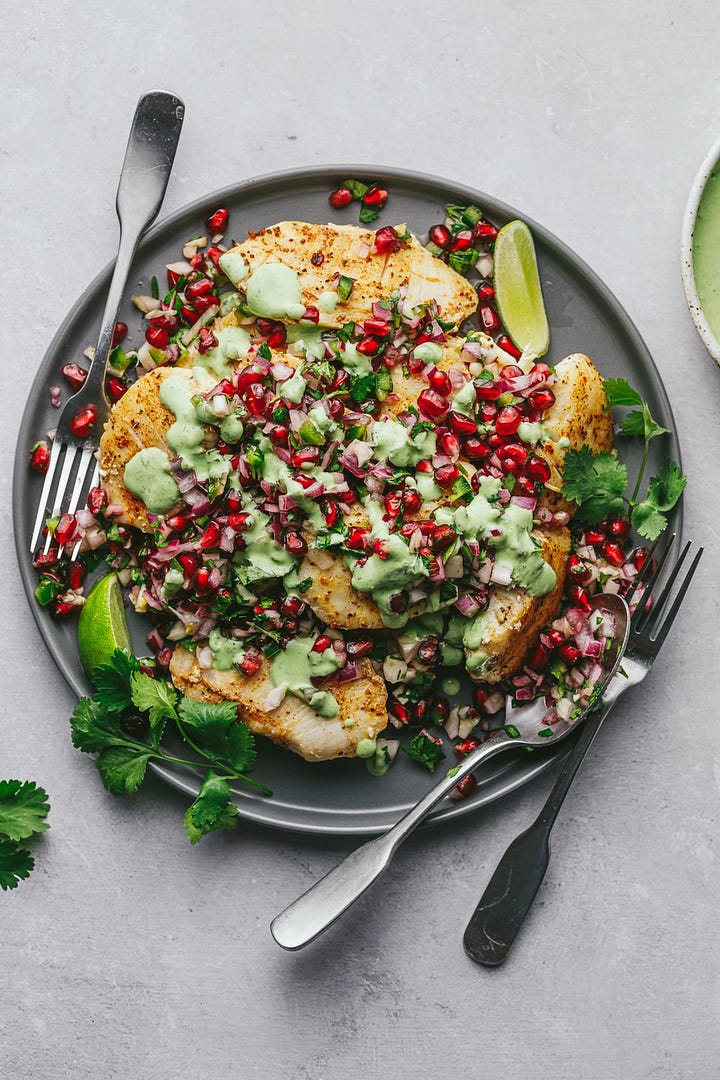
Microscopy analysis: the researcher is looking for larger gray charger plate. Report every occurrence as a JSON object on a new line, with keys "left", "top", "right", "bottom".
{"left": 13, "top": 165, "right": 681, "bottom": 835}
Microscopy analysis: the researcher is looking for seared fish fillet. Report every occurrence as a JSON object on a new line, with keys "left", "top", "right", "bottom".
{"left": 98, "top": 367, "right": 197, "bottom": 532}
{"left": 169, "top": 647, "right": 388, "bottom": 762}
{"left": 468, "top": 528, "right": 571, "bottom": 683}
{"left": 231, "top": 221, "right": 478, "bottom": 329}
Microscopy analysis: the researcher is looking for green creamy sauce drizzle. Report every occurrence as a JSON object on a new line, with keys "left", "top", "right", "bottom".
{"left": 219, "top": 411, "right": 245, "bottom": 444}
{"left": 257, "top": 436, "right": 342, "bottom": 530}
{"left": 693, "top": 164, "right": 720, "bottom": 342}
{"left": 194, "top": 326, "right": 251, "bottom": 378}
{"left": 159, "top": 375, "right": 229, "bottom": 483}
{"left": 451, "top": 378, "right": 478, "bottom": 417}
{"left": 208, "top": 629, "right": 245, "bottom": 670}
{"left": 245, "top": 263, "right": 303, "bottom": 319}
{"left": 281, "top": 369, "right": 306, "bottom": 403}
{"left": 348, "top": 503, "right": 429, "bottom": 628}
{"left": 234, "top": 492, "right": 297, "bottom": 581}
{"left": 270, "top": 637, "right": 341, "bottom": 718}
{"left": 341, "top": 341, "right": 373, "bottom": 376}
{"left": 123, "top": 447, "right": 180, "bottom": 514}
{"left": 217, "top": 251, "right": 249, "bottom": 287}
{"left": 307, "top": 405, "right": 343, "bottom": 441}
{"left": 370, "top": 417, "right": 436, "bottom": 468}
{"left": 318, "top": 290, "right": 339, "bottom": 313}
{"left": 413, "top": 341, "right": 443, "bottom": 364}
{"left": 286, "top": 322, "right": 325, "bottom": 359}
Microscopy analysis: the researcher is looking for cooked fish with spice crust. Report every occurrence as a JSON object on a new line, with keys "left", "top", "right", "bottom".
{"left": 169, "top": 647, "right": 388, "bottom": 762}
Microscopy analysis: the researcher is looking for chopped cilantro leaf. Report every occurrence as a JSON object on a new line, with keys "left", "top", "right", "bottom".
{"left": 402, "top": 731, "right": 445, "bottom": 772}
{"left": 184, "top": 772, "right": 239, "bottom": 844}
{"left": 646, "top": 458, "right": 687, "bottom": 512}
{"left": 91, "top": 649, "right": 141, "bottom": 712}
{"left": 341, "top": 178, "right": 369, "bottom": 200}
{"left": 359, "top": 205, "right": 380, "bottom": 225}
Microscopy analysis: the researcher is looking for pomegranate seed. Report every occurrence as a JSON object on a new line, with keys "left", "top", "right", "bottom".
{"left": 447, "top": 411, "right": 477, "bottom": 436}
{"left": 496, "top": 334, "right": 522, "bottom": 359}
{"left": 360, "top": 318, "right": 387, "bottom": 337}
{"left": 417, "top": 637, "right": 440, "bottom": 665}
{"left": 449, "top": 772, "right": 478, "bottom": 802}
{"left": 29, "top": 441, "right": 50, "bottom": 473}
{"left": 356, "top": 336, "right": 379, "bottom": 355}
{"left": 197, "top": 327, "right": 218, "bottom": 355}
{"left": 463, "top": 437, "right": 489, "bottom": 461}
{"left": 236, "top": 369, "right": 265, "bottom": 393}
{"left": 70, "top": 405, "right": 98, "bottom": 438}
{"left": 567, "top": 584, "right": 592, "bottom": 612}
{"left": 480, "top": 305, "right": 500, "bottom": 332}
{"left": 294, "top": 474, "right": 317, "bottom": 490}
{"left": 61, "top": 363, "right": 88, "bottom": 391}
{"left": 487, "top": 432, "right": 508, "bottom": 450}
{"left": 186, "top": 277, "right": 214, "bottom": 301}
{"left": 545, "top": 629, "right": 566, "bottom": 648}
{"left": 524, "top": 455, "right": 551, "bottom": 484}
{"left": 193, "top": 568, "right": 213, "bottom": 596}
{"left": 495, "top": 405, "right": 522, "bottom": 436}
{"left": 454, "top": 738, "right": 480, "bottom": 758}
{"left": 178, "top": 554, "right": 199, "bottom": 577}
{"left": 268, "top": 326, "right": 287, "bottom": 349}
{"left": 329, "top": 369, "right": 350, "bottom": 394}
{"left": 432, "top": 524, "right": 457, "bottom": 551}
{"left": 302, "top": 305, "right": 320, "bottom": 324}
{"left": 199, "top": 521, "right": 221, "bottom": 550}
{"left": 146, "top": 324, "right": 169, "bottom": 349}
{"left": 285, "top": 531, "right": 308, "bottom": 556}
{"left": 281, "top": 595, "right": 305, "bottom": 618}
{"left": 346, "top": 638, "right": 373, "bottom": 659}
{"left": 532, "top": 363, "right": 551, "bottom": 379}
{"left": 346, "top": 527, "right": 369, "bottom": 550}
{"left": 416, "top": 459, "right": 434, "bottom": 474}
{"left": 106, "top": 376, "right": 126, "bottom": 403}
{"left": 193, "top": 294, "right": 220, "bottom": 314}
{"left": 112, "top": 321, "right": 128, "bottom": 347}
{"left": 373, "top": 538, "right": 390, "bottom": 559}
{"left": 633, "top": 546, "right": 650, "bottom": 570}
{"left": 384, "top": 490, "right": 403, "bottom": 517}
{"left": 225, "top": 490, "right": 243, "bottom": 512}
{"left": 530, "top": 389, "right": 556, "bottom": 413}
{"left": 189, "top": 252, "right": 207, "bottom": 271}
{"left": 560, "top": 643, "right": 580, "bottom": 664}
{"left": 438, "top": 431, "right": 461, "bottom": 459}
{"left": 500, "top": 442, "right": 528, "bottom": 466}
{"left": 499, "top": 364, "right": 524, "bottom": 378}
{"left": 163, "top": 515, "right": 186, "bottom": 533}
{"left": 474, "top": 222, "right": 498, "bottom": 241}
{"left": 239, "top": 653, "right": 263, "bottom": 677}
{"left": 417, "top": 388, "right": 449, "bottom": 421}
{"left": 476, "top": 381, "right": 501, "bottom": 402}
{"left": 389, "top": 699, "right": 410, "bottom": 726}
{"left": 269, "top": 425, "right": 289, "bottom": 446}
{"left": 292, "top": 447, "right": 320, "bottom": 468}
{"left": 451, "top": 229, "right": 473, "bottom": 252}
{"left": 427, "top": 367, "right": 452, "bottom": 395}
{"left": 402, "top": 489, "right": 422, "bottom": 514}
{"left": 86, "top": 486, "right": 107, "bottom": 515}
{"left": 429, "top": 224, "right": 451, "bottom": 249}
{"left": 68, "top": 562, "right": 85, "bottom": 591}
{"left": 33, "top": 549, "right": 58, "bottom": 570}
{"left": 602, "top": 541, "right": 625, "bottom": 567}
{"left": 529, "top": 643, "right": 550, "bottom": 670}
{"left": 407, "top": 355, "right": 425, "bottom": 375}
{"left": 374, "top": 226, "right": 400, "bottom": 255}
{"left": 323, "top": 501, "right": 340, "bottom": 528}
{"left": 567, "top": 554, "right": 592, "bottom": 585}
{"left": 255, "top": 318, "right": 275, "bottom": 335}
{"left": 477, "top": 282, "right": 495, "bottom": 300}
{"left": 245, "top": 384, "right": 267, "bottom": 416}
{"left": 54, "top": 514, "right": 77, "bottom": 546}
{"left": 608, "top": 517, "right": 631, "bottom": 537}
{"left": 313, "top": 634, "right": 331, "bottom": 653}
{"left": 206, "top": 245, "right": 224, "bottom": 266}
{"left": 362, "top": 185, "right": 388, "bottom": 208}
{"left": 515, "top": 476, "right": 536, "bottom": 496}
{"left": 206, "top": 207, "right": 229, "bottom": 233}
{"left": 227, "top": 513, "right": 251, "bottom": 530}
{"left": 180, "top": 304, "right": 197, "bottom": 324}
{"left": 329, "top": 187, "right": 353, "bottom": 209}
{"left": 389, "top": 592, "right": 408, "bottom": 614}
{"left": 584, "top": 529, "right": 605, "bottom": 547}
{"left": 435, "top": 463, "right": 460, "bottom": 488}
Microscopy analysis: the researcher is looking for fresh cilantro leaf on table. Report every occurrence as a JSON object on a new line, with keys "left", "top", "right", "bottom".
{"left": 402, "top": 731, "right": 445, "bottom": 772}
{"left": 0, "top": 780, "right": 50, "bottom": 891}
{"left": 69, "top": 649, "right": 270, "bottom": 842}
{"left": 561, "top": 379, "right": 686, "bottom": 540}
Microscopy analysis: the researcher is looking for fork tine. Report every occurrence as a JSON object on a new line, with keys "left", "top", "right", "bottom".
{"left": 635, "top": 539, "right": 690, "bottom": 634}
{"left": 59, "top": 446, "right": 96, "bottom": 556}
{"left": 647, "top": 545, "right": 703, "bottom": 651}
{"left": 42, "top": 445, "right": 80, "bottom": 554}
{"left": 625, "top": 530, "right": 675, "bottom": 612}
{"left": 29, "top": 439, "right": 63, "bottom": 553}
{"left": 70, "top": 460, "right": 99, "bottom": 562}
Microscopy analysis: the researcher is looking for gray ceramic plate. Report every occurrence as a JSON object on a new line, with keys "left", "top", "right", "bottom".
{"left": 13, "top": 165, "right": 681, "bottom": 835}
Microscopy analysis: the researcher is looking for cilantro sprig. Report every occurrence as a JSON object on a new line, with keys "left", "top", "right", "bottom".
{"left": 562, "top": 378, "right": 686, "bottom": 541}
{"left": 0, "top": 780, "right": 50, "bottom": 891}
{"left": 70, "top": 650, "right": 271, "bottom": 844}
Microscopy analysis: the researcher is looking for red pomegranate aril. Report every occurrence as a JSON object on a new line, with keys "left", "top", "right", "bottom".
{"left": 477, "top": 282, "right": 495, "bottom": 300}
{"left": 567, "top": 584, "right": 592, "bottom": 612}
{"left": 529, "top": 643, "right": 550, "bottom": 671}
{"left": 178, "top": 554, "right": 199, "bottom": 577}
{"left": 87, "top": 486, "right": 107, "bottom": 514}
{"left": 496, "top": 334, "right": 522, "bottom": 359}
{"left": 454, "top": 738, "right": 480, "bottom": 758}
{"left": 363, "top": 318, "right": 390, "bottom": 336}
{"left": 464, "top": 436, "right": 490, "bottom": 461}
{"left": 329, "top": 369, "right": 350, "bottom": 394}
{"left": 225, "top": 490, "right": 243, "bottom": 512}
{"left": 524, "top": 455, "right": 551, "bottom": 484}
{"left": 197, "top": 327, "right": 218, "bottom": 355}
{"left": 281, "top": 596, "right": 305, "bottom": 618}
{"left": 29, "top": 441, "right": 50, "bottom": 473}
{"left": 68, "top": 561, "right": 85, "bottom": 591}
{"left": 346, "top": 638, "right": 373, "bottom": 659}
{"left": 633, "top": 546, "right": 650, "bottom": 570}
{"left": 106, "top": 376, "right": 126, "bottom": 403}
{"left": 417, "top": 388, "right": 449, "bottom": 420}
{"left": 236, "top": 369, "right": 265, "bottom": 393}
{"left": 255, "top": 318, "right": 275, "bottom": 335}
{"left": 356, "top": 335, "right": 379, "bottom": 355}
{"left": 559, "top": 643, "right": 580, "bottom": 664}
{"left": 487, "top": 432, "right": 507, "bottom": 450}
{"left": 112, "top": 321, "right": 128, "bottom": 347}
{"left": 501, "top": 442, "right": 528, "bottom": 466}
{"left": 245, "top": 384, "right": 267, "bottom": 416}
{"left": 429, "top": 224, "right": 451, "bottom": 249}
{"left": 438, "top": 431, "right": 461, "bottom": 458}
{"left": 532, "top": 363, "right": 551, "bottom": 379}
{"left": 530, "top": 388, "right": 556, "bottom": 413}
{"left": 238, "top": 653, "right": 262, "bottom": 677}
{"left": 407, "top": 355, "right": 425, "bottom": 375}
{"left": 602, "top": 541, "right": 626, "bottom": 567}
{"left": 608, "top": 517, "right": 631, "bottom": 538}
{"left": 199, "top": 521, "right": 221, "bottom": 549}
{"left": 448, "top": 411, "right": 477, "bottom": 436}
{"left": 206, "top": 207, "right": 229, "bottom": 233}
{"left": 181, "top": 304, "right": 197, "bottom": 324}
{"left": 416, "top": 459, "right": 434, "bottom": 474}
{"left": 515, "top": 476, "right": 536, "bottom": 497}
{"left": 301, "top": 305, "right": 320, "bottom": 324}
{"left": 146, "top": 324, "right": 169, "bottom": 349}
{"left": 373, "top": 538, "right": 390, "bottom": 560}
{"left": 476, "top": 381, "right": 500, "bottom": 402}
{"left": 427, "top": 367, "right": 452, "bottom": 396}
{"left": 294, "top": 474, "right": 317, "bottom": 490}
{"left": 70, "top": 405, "right": 98, "bottom": 438}
{"left": 417, "top": 637, "right": 440, "bottom": 665}
{"left": 189, "top": 252, "right": 207, "bottom": 271}
{"left": 329, "top": 187, "right": 353, "bottom": 209}
{"left": 479, "top": 403, "right": 498, "bottom": 424}
{"left": 323, "top": 501, "right": 340, "bottom": 528}
{"left": 374, "top": 226, "right": 400, "bottom": 255}
{"left": 449, "top": 773, "right": 478, "bottom": 802}
{"left": 435, "top": 463, "right": 460, "bottom": 488}
{"left": 388, "top": 592, "right": 408, "bottom": 615}
{"left": 451, "top": 229, "right": 473, "bottom": 252}
{"left": 193, "top": 568, "right": 213, "bottom": 596}
{"left": 227, "top": 513, "right": 251, "bottom": 530}
{"left": 546, "top": 629, "right": 566, "bottom": 648}
{"left": 206, "top": 245, "right": 224, "bottom": 267}
{"left": 432, "top": 524, "right": 457, "bottom": 550}
{"left": 495, "top": 405, "right": 522, "bottom": 436}
{"left": 165, "top": 514, "right": 188, "bottom": 533}
{"left": 61, "top": 363, "right": 88, "bottom": 391}
{"left": 362, "top": 185, "right": 388, "bottom": 208}
{"left": 269, "top": 425, "right": 289, "bottom": 446}
{"left": 384, "top": 491, "right": 403, "bottom": 517}
{"left": 402, "top": 489, "right": 422, "bottom": 514}
{"left": 480, "top": 305, "right": 500, "bottom": 332}
{"left": 54, "top": 514, "right": 77, "bottom": 546}
{"left": 285, "top": 531, "right": 308, "bottom": 556}
{"left": 292, "top": 447, "right": 320, "bottom": 468}
{"left": 389, "top": 699, "right": 410, "bottom": 726}
{"left": 193, "top": 294, "right": 220, "bottom": 314}
{"left": 312, "top": 634, "right": 331, "bottom": 653}
{"left": 346, "top": 527, "right": 369, "bottom": 551}
{"left": 584, "top": 529, "right": 605, "bottom": 547}
{"left": 567, "top": 554, "right": 592, "bottom": 585}
{"left": 474, "top": 221, "right": 499, "bottom": 241}
{"left": 185, "top": 277, "right": 214, "bottom": 301}
{"left": 267, "top": 326, "right": 287, "bottom": 349}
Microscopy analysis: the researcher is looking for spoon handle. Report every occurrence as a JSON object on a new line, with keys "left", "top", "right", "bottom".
{"left": 271, "top": 731, "right": 515, "bottom": 951}
{"left": 463, "top": 696, "right": 618, "bottom": 966}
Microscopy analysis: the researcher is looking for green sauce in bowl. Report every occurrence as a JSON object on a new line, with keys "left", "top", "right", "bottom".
{"left": 693, "top": 164, "right": 720, "bottom": 343}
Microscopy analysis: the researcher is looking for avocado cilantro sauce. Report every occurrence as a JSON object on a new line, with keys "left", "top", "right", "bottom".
{"left": 270, "top": 637, "right": 341, "bottom": 718}
{"left": 123, "top": 447, "right": 181, "bottom": 515}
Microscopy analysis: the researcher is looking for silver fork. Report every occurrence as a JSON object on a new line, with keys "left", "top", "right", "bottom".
{"left": 463, "top": 536, "right": 703, "bottom": 966}
{"left": 29, "top": 90, "right": 185, "bottom": 558}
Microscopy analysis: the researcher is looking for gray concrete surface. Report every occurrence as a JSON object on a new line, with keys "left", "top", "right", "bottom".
{"left": 2, "top": 2, "right": 719, "bottom": 1077}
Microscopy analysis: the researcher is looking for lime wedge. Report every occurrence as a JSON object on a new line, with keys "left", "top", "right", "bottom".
{"left": 493, "top": 220, "right": 550, "bottom": 357}
{"left": 78, "top": 573, "right": 132, "bottom": 682}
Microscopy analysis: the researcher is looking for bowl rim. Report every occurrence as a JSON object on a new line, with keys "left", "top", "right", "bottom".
{"left": 681, "top": 134, "right": 720, "bottom": 365}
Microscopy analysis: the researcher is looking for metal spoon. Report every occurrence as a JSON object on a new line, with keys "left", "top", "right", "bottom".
{"left": 271, "top": 593, "right": 630, "bottom": 951}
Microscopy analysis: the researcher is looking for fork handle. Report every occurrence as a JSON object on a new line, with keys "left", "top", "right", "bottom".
{"left": 463, "top": 695, "right": 619, "bottom": 966}
{"left": 82, "top": 91, "right": 185, "bottom": 405}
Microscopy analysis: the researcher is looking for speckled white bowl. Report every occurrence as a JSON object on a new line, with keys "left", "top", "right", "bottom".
{"left": 681, "top": 135, "right": 720, "bottom": 366}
